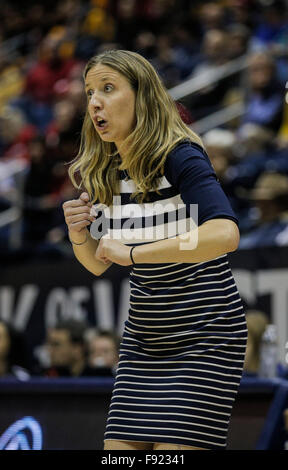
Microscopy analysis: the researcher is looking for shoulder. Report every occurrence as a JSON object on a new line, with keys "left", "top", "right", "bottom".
{"left": 164, "top": 139, "right": 215, "bottom": 183}
{"left": 165, "top": 139, "right": 210, "bottom": 167}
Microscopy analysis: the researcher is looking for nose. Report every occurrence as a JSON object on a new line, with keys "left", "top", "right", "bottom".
{"left": 90, "top": 91, "right": 103, "bottom": 109}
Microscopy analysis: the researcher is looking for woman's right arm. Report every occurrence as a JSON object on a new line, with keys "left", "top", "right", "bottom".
{"left": 62, "top": 192, "right": 112, "bottom": 276}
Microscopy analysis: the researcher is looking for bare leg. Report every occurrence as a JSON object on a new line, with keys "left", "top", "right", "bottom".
{"left": 153, "top": 442, "right": 207, "bottom": 450}
{"left": 104, "top": 439, "right": 154, "bottom": 450}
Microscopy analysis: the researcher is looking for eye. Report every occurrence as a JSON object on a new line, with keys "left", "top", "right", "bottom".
{"left": 86, "top": 89, "right": 93, "bottom": 99}
{"left": 104, "top": 84, "right": 113, "bottom": 92}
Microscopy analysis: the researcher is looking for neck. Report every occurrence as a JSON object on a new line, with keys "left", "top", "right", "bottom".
{"left": 115, "top": 141, "right": 130, "bottom": 165}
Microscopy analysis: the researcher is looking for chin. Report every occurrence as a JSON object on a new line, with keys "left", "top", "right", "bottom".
{"left": 97, "top": 133, "right": 113, "bottom": 142}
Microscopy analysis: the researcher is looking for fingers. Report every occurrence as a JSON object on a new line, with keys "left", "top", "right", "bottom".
{"left": 62, "top": 198, "right": 89, "bottom": 209}
{"left": 68, "top": 220, "right": 92, "bottom": 232}
{"left": 62, "top": 193, "right": 96, "bottom": 232}
{"left": 62, "top": 191, "right": 92, "bottom": 208}
{"left": 64, "top": 202, "right": 91, "bottom": 212}
{"left": 65, "top": 206, "right": 93, "bottom": 218}
{"left": 79, "top": 192, "right": 89, "bottom": 203}
{"left": 95, "top": 238, "right": 113, "bottom": 264}
{"left": 66, "top": 212, "right": 95, "bottom": 224}
{"left": 63, "top": 205, "right": 95, "bottom": 223}
{"left": 95, "top": 238, "right": 107, "bottom": 262}
{"left": 79, "top": 192, "right": 92, "bottom": 206}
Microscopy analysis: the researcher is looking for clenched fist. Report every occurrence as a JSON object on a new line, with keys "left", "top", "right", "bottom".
{"left": 95, "top": 237, "right": 133, "bottom": 266}
{"left": 62, "top": 192, "right": 96, "bottom": 243}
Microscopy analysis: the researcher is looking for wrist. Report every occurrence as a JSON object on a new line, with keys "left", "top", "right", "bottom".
{"left": 68, "top": 229, "right": 88, "bottom": 245}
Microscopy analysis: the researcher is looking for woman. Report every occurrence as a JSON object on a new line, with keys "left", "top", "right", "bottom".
{"left": 62, "top": 49, "right": 248, "bottom": 451}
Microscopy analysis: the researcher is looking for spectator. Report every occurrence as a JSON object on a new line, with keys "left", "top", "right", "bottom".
{"left": 13, "top": 29, "right": 79, "bottom": 133}
{"left": 240, "top": 51, "right": 285, "bottom": 133}
{"left": 191, "top": 29, "right": 230, "bottom": 75}
{"left": 0, "top": 0, "right": 287, "bottom": 260}
{"left": 277, "top": 101, "right": 288, "bottom": 148}
{"left": 238, "top": 171, "right": 288, "bottom": 248}
{"left": 184, "top": 29, "right": 235, "bottom": 120}
{"left": 0, "top": 105, "right": 35, "bottom": 161}
{"left": 22, "top": 135, "right": 61, "bottom": 244}
{"left": 45, "top": 99, "right": 79, "bottom": 148}
{"left": 202, "top": 128, "right": 237, "bottom": 183}
{"left": 202, "top": 128, "right": 239, "bottom": 210}
{"left": 243, "top": 310, "right": 269, "bottom": 375}
{"left": 0, "top": 320, "right": 30, "bottom": 379}
{"left": 236, "top": 123, "right": 276, "bottom": 158}
{"left": 85, "top": 329, "right": 120, "bottom": 376}
{"left": 25, "top": 29, "right": 77, "bottom": 104}
{"left": 250, "top": 0, "right": 288, "bottom": 52}
{"left": 0, "top": 157, "right": 27, "bottom": 212}
{"left": 169, "top": 23, "right": 203, "bottom": 80}
{"left": 43, "top": 318, "right": 93, "bottom": 377}
{"left": 113, "top": 0, "right": 141, "bottom": 50}
{"left": 0, "top": 51, "right": 24, "bottom": 110}
{"left": 198, "top": 2, "right": 225, "bottom": 34}
{"left": 226, "top": 23, "right": 251, "bottom": 60}
{"left": 151, "top": 33, "right": 182, "bottom": 88}
{"left": 134, "top": 30, "right": 157, "bottom": 61}
{"left": 138, "top": 0, "right": 178, "bottom": 36}
{"left": 225, "top": 0, "right": 257, "bottom": 31}
{"left": 65, "top": 75, "right": 87, "bottom": 115}
{"left": 225, "top": 125, "right": 288, "bottom": 231}
{"left": 81, "top": 1, "right": 116, "bottom": 44}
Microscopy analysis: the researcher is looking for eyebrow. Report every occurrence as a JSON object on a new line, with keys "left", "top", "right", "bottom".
{"left": 85, "top": 77, "right": 115, "bottom": 88}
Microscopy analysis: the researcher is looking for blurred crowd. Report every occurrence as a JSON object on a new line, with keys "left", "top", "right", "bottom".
{"left": 0, "top": 0, "right": 288, "bottom": 257}
{"left": 0, "top": 312, "right": 285, "bottom": 379}
{"left": 0, "top": 318, "right": 120, "bottom": 378}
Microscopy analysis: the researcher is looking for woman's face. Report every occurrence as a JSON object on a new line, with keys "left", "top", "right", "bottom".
{"left": 85, "top": 64, "right": 137, "bottom": 153}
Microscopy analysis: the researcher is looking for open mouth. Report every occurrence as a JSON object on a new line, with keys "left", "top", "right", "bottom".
{"left": 94, "top": 118, "right": 108, "bottom": 129}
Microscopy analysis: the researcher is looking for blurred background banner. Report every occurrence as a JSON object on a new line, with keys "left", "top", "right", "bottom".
{"left": 1, "top": 247, "right": 288, "bottom": 370}
{"left": 0, "top": 260, "right": 130, "bottom": 370}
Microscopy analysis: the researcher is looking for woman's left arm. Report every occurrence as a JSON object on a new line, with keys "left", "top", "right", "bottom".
{"left": 95, "top": 217, "right": 239, "bottom": 265}
{"left": 131, "top": 217, "right": 239, "bottom": 264}
{"left": 96, "top": 142, "right": 241, "bottom": 266}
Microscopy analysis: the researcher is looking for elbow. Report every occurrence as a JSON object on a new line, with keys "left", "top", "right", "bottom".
{"left": 225, "top": 221, "right": 240, "bottom": 253}
{"left": 92, "top": 265, "right": 107, "bottom": 276}
{"left": 202, "top": 218, "right": 240, "bottom": 254}
{"left": 93, "top": 259, "right": 113, "bottom": 276}
{"left": 86, "top": 267, "right": 103, "bottom": 277}
{"left": 93, "top": 270, "right": 103, "bottom": 277}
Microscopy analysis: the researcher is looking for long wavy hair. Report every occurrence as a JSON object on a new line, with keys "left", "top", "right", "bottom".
{"left": 68, "top": 49, "right": 203, "bottom": 205}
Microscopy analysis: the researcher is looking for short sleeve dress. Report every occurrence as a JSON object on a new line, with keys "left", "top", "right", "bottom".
{"left": 91, "top": 139, "right": 248, "bottom": 450}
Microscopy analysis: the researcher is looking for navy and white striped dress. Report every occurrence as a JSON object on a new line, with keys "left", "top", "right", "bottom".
{"left": 90, "top": 139, "right": 248, "bottom": 450}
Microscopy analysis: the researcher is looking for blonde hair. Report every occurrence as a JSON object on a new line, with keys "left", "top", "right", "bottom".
{"left": 68, "top": 49, "right": 203, "bottom": 205}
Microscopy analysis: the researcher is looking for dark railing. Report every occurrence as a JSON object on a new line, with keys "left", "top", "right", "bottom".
{"left": 0, "top": 376, "right": 286, "bottom": 450}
